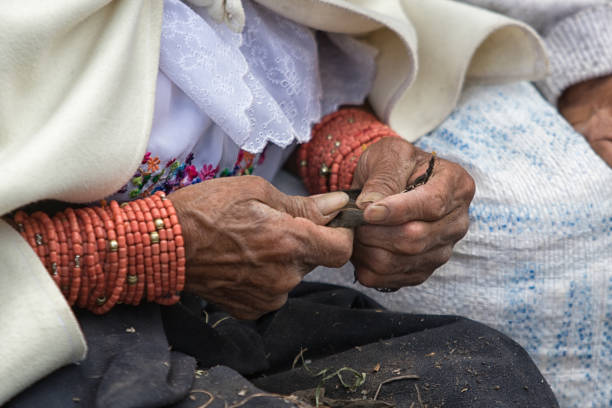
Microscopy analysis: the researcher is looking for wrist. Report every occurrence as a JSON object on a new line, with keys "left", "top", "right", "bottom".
{"left": 298, "top": 108, "right": 400, "bottom": 194}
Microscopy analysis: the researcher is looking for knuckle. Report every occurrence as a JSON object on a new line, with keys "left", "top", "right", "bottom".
{"left": 232, "top": 308, "right": 263, "bottom": 321}
{"left": 456, "top": 213, "right": 471, "bottom": 238}
{"left": 400, "top": 139, "right": 417, "bottom": 155}
{"left": 408, "top": 270, "right": 431, "bottom": 285}
{"left": 428, "top": 191, "right": 448, "bottom": 219}
{"left": 465, "top": 173, "right": 476, "bottom": 199}
{"left": 364, "top": 177, "right": 402, "bottom": 196}
{"left": 276, "top": 235, "right": 303, "bottom": 260}
{"left": 356, "top": 269, "right": 380, "bottom": 288}
{"left": 411, "top": 240, "right": 429, "bottom": 255}
{"left": 342, "top": 244, "right": 353, "bottom": 262}
{"left": 271, "top": 273, "right": 301, "bottom": 295}
{"left": 294, "top": 198, "right": 317, "bottom": 219}
{"left": 331, "top": 244, "right": 353, "bottom": 267}
{"left": 438, "top": 246, "right": 453, "bottom": 265}
{"left": 450, "top": 163, "right": 475, "bottom": 200}
{"left": 267, "top": 295, "right": 289, "bottom": 312}
{"left": 459, "top": 171, "right": 476, "bottom": 202}
{"left": 440, "top": 245, "right": 453, "bottom": 266}
{"left": 398, "top": 237, "right": 428, "bottom": 255}
{"left": 249, "top": 175, "right": 268, "bottom": 195}
{"left": 402, "top": 222, "right": 427, "bottom": 240}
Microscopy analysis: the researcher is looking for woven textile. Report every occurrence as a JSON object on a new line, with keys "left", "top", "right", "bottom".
{"left": 306, "top": 81, "right": 612, "bottom": 408}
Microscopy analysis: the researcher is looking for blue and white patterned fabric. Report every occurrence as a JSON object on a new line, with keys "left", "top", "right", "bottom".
{"left": 305, "top": 82, "right": 612, "bottom": 407}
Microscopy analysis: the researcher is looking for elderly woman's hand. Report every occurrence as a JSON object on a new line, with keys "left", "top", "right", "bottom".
{"left": 350, "top": 137, "right": 475, "bottom": 290}
{"left": 558, "top": 75, "right": 612, "bottom": 168}
{"left": 169, "top": 176, "right": 353, "bottom": 320}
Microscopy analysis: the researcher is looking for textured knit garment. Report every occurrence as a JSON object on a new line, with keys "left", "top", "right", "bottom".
{"left": 304, "top": 81, "right": 612, "bottom": 408}
{"left": 459, "top": 0, "right": 612, "bottom": 103}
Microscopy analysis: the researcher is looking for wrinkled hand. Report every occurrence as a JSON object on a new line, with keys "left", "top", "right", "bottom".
{"left": 169, "top": 176, "right": 353, "bottom": 320}
{"left": 559, "top": 75, "right": 612, "bottom": 168}
{"left": 350, "top": 137, "right": 475, "bottom": 289}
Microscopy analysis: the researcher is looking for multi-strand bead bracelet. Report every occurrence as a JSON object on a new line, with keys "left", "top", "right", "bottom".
{"left": 13, "top": 191, "right": 185, "bottom": 314}
{"left": 298, "top": 108, "right": 401, "bottom": 194}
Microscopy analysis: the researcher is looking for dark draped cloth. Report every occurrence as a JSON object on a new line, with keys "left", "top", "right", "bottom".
{"left": 8, "top": 283, "right": 558, "bottom": 408}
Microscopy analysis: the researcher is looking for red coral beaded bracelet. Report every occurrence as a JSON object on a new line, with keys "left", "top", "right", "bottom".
{"left": 11, "top": 193, "right": 186, "bottom": 313}
{"left": 297, "top": 108, "right": 400, "bottom": 194}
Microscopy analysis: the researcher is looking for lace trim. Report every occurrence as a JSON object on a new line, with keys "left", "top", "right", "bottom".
{"left": 116, "top": 149, "right": 266, "bottom": 199}
{"left": 160, "top": 0, "right": 252, "bottom": 147}
{"left": 161, "top": 0, "right": 377, "bottom": 154}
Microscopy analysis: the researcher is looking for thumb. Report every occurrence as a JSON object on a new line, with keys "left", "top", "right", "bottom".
{"left": 354, "top": 140, "right": 416, "bottom": 209}
{"left": 280, "top": 191, "right": 350, "bottom": 225}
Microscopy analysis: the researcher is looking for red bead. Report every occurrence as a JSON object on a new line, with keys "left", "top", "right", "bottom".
{"left": 172, "top": 224, "right": 182, "bottom": 236}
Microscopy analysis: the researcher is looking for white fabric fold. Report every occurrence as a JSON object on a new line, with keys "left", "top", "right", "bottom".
{"left": 0, "top": 220, "right": 87, "bottom": 405}
{"left": 0, "top": 0, "right": 162, "bottom": 400}
{"left": 256, "top": 0, "right": 548, "bottom": 142}
{"left": 394, "top": 0, "right": 548, "bottom": 140}
{"left": 318, "top": 33, "right": 379, "bottom": 115}
{"left": 0, "top": 0, "right": 163, "bottom": 214}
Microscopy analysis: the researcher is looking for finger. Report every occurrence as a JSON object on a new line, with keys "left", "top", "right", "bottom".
{"left": 572, "top": 121, "right": 590, "bottom": 135}
{"left": 289, "top": 217, "right": 354, "bottom": 268}
{"left": 353, "top": 245, "right": 452, "bottom": 288}
{"left": 355, "top": 265, "right": 433, "bottom": 289}
{"left": 262, "top": 180, "right": 350, "bottom": 225}
{"left": 363, "top": 163, "right": 474, "bottom": 225}
{"left": 590, "top": 139, "right": 612, "bottom": 168}
{"left": 353, "top": 139, "right": 417, "bottom": 207}
{"left": 355, "top": 207, "right": 470, "bottom": 254}
{"left": 354, "top": 242, "right": 453, "bottom": 276}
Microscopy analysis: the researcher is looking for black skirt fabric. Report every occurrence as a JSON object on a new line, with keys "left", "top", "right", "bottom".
{"left": 8, "top": 282, "right": 558, "bottom": 408}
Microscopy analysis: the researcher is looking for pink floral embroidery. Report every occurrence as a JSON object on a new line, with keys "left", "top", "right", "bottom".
{"left": 118, "top": 149, "right": 264, "bottom": 199}
{"left": 185, "top": 165, "right": 198, "bottom": 180}
{"left": 199, "top": 164, "right": 218, "bottom": 180}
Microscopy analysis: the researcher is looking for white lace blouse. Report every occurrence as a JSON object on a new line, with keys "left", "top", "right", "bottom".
{"left": 110, "top": 0, "right": 377, "bottom": 201}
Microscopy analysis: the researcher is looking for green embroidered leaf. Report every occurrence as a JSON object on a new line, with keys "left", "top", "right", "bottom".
{"left": 152, "top": 174, "right": 160, "bottom": 183}
{"left": 132, "top": 176, "right": 143, "bottom": 187}
{"left": 142, "top": 174, "right": 151, "bottom": 184}
{"left": 129, "top": 189, "right": 140, "bottom": 199}
{"left": 170, "top": 161, "right": 180, "bottom": 171}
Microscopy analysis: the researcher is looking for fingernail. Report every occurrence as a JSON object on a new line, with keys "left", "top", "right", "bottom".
{"left": 312, "top": 192, "right": 350, "bottom": 215}
{"left": 357, "top": 192, "right": 385, "bottom": 207}
{"left": 365, "top": 204, "right": 389, "bottom": 222}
